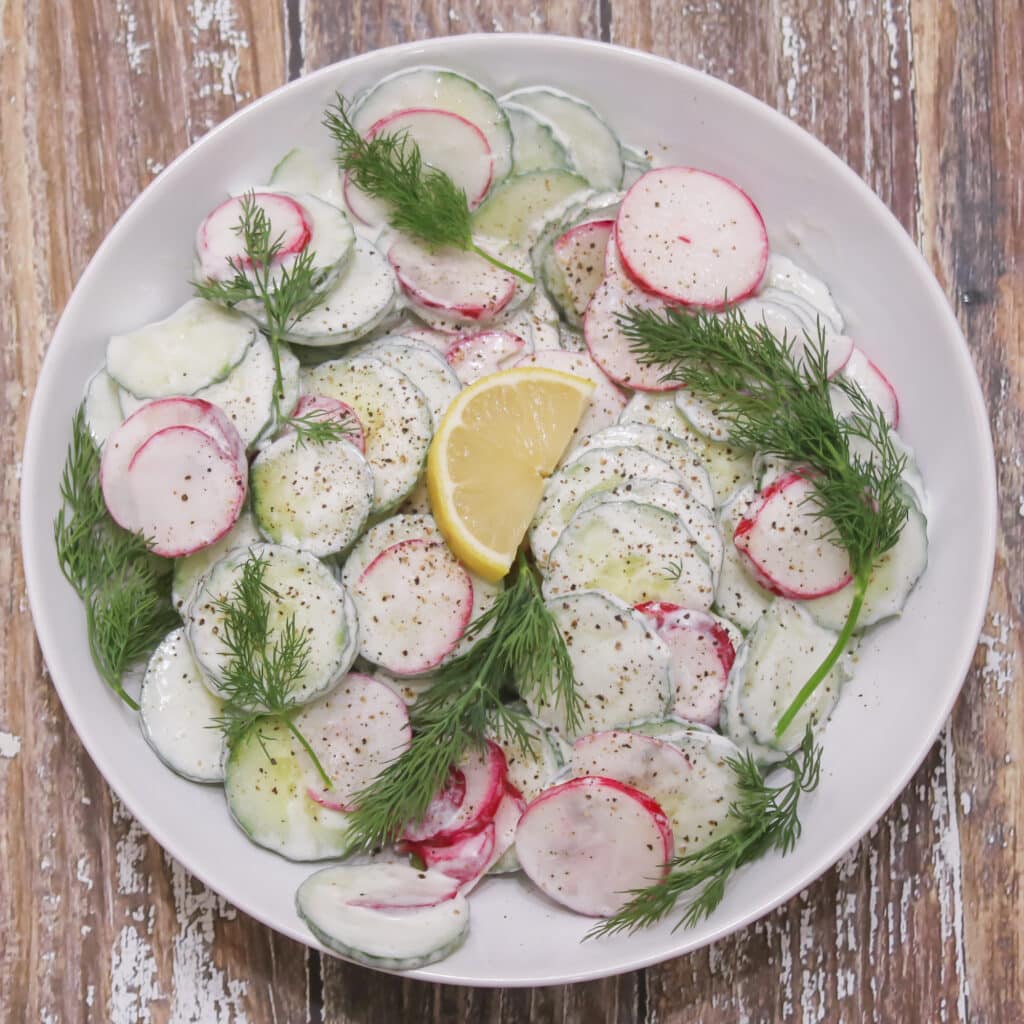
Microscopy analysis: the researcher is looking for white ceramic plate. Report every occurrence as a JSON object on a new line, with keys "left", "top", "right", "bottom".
{"left": 21, "top": 35, "right": 996, "bottom": 986}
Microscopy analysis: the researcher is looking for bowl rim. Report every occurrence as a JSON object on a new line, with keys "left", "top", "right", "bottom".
{"left": 20, "top": 32, "right": 997, "bottom": 987}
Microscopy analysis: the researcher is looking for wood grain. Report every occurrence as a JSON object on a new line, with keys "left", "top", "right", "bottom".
{"left": 1, "top": 0, "right": 1020, "bottom": 1020}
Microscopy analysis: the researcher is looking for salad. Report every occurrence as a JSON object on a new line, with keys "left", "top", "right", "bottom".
{"left": 54, "top": 65, "right": 929, "bottom": 971}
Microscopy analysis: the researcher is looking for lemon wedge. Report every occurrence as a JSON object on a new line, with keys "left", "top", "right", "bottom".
{"left": 427, "top": 367, "right": 595, "bottom": 581}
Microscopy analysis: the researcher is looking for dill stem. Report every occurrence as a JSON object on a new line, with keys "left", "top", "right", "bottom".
{"left": 469, "top": 242, "right": 534, "bottom": 284}
{"left": 283, "top": 716, "right": 334, "bottom": 791}
{"left": 774, "top": 571, "right": 868, "bottom": 738}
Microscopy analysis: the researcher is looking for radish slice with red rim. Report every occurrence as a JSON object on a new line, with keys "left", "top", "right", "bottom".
{"left": 197, "top": 192, "right": 312, "bottom": 282}
{"left": 635, "top": 602, "right": 736, "bottom": 726}
{"left": 615, "top": 167, "right": 768, "bottom": 307}
{"left": 352, "top": 538, "right": 475, "bottom": 676}
{"left": 551, "top": 218, "right": 615, "bottom": 319}
{"left": 297, "top": 673, "right": 412, "bottom": 813}
{"left": 406, "top": 823, "right": 496, "bottom": 887}
{"left": 287, "top": 394, "right": 366, "bottom": 452}
{"left": 401, "top": 768, "right": 467, "bottom": 843}
{"left": 446, "top": 330, "right": 527, "bottom": 385}
{"left": 733, "top": 471, "right": 853, "bottom": 599}
{"left": 104, "top": 424, "right": 246, "bottom": 557}
{"left": 831, "top": 346, "right": 900, "bottom": 428}
{"left": 515, "top": 775, "right": 674, "bottom": 917}
{"left": 388, "top": 236, "right": 518, "bottom": 322}
{"left": 345, "top": 107, "right": 495, "bottom": 226}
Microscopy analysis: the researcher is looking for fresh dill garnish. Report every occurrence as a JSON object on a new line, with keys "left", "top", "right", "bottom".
{"left": 54, "top": 407, "right": 178, "bottom": 709}
{"left": 323, "top": 96, "right": 533, "bottom": 284}
{"left": 622, "top": 306, "right": 909, "bottom": 736}
{"left": 588, "top": 727, "right": 823, "bottom": 938}
{"left": 193, "top": 191, "right": 333, "bottom": 426}
{"left": 286, "top": 407, "right": 358, "bottom": 449}
{"left": 661, "top": 560, "right": 684, "bottom": 581}
{"left": 210, "top": 551, "right": 333, "bottom": 789}
{"left": 342, "top": 552, "right": 579, "bottom": 852}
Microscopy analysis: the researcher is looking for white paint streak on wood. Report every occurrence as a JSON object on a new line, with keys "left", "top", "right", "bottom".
{"left": 978, "top": 611, "right": 1016, "bottom": 696}
{"left": 189, "top": 0, "right": 251, "bottom": 102}
{"left": 0, "top": 730, "right": 21, "bottom": 758}
{"left": 114, "top": 0, "right": 153, "bottom": 74}
{"left": 779, "top": 13, "right": 806, "bottom": 116}
{"left": 112, "top": 796, "right": 150, "bottom": 896}
{"left": 110, "top": 924, "right": 163, "bottom": 1024}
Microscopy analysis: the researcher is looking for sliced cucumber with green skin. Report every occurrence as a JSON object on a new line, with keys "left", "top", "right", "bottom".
{"left": 803, "top": 492, "right": 928, "bottom": 632}
{"left": 543, "top": 501, "right": 715, "bottom": 610}
{"left": 566, "top": 422, "right": 714, "bottom": 510}
{"left": 251, "top": 433, "right": 373, "bottom": 558}
{"left": 187, "top": 543, "right": 359, "bottom": 705}
{"left": 471, "top": 170, "right": 589, "bottom": 247}
{"left": 352, "top": 66, "right": 513, "bottom": 182}
{"left": 84, "top": 369, "right": 124, "bottom": 446}
{"left": 529, "top": 445, "right": 684, "bottom": 568}
{"left": 107, "top": 298, "right": 255, "bottom": 400}
{"left": 140, "top": 628, "right": 225, "bottom": 784}
{"left": 283, "top": 239, "right": 397, "bottom": 347}
{"left": 270, "top": 146, "right": 346, "bottom": 209}
{"left": 171, "top": 507, "right": 263, "bottom": 615}
{"left": 364, "top": 337, "right": 462, "bottom": 427}
{"left": 501, "top": 87, "right": 624, "bottom": 190}
{"left": 302, "top": 356, "right": 433, "bottom": 514}
{"left": 528, "top": 591, "right": 671, "bottom": 740}
{"left": 714, "top": 485, "right": 774, "bottom": 631}
{"left": 675, "top": 389, "right": 732, "bottom": 444}
{"left": 225, "top": 718, "right": 351, "bottom": 859}
{"left": 504, "top": 101, "right": 572, "bottom": 174}
{"left": 296, "top": 862, "right": 470, "bottom": 969}
{"left": 574, "top": 480, "right": 723, "bottom": 584}
{"left": 762, "top": 254, "right": 844, "bottom": 333}
{"left": 721, "top": 599, "right": 850, "bottom": 762}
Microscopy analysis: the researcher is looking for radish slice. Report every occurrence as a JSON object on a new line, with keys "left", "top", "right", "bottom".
{"left": 584, "top": 234, "right": 682, "bottom": 391}
{"left": 402, "top": 768, "right": 467, "bottom": 843}
{"left": 197, "top": 192, "right": 311, "bottom": 281}
{"left": 445, "top": 330, "right": 527, "bottom": 385}
{"left": 388, "top": 236, "right": 517, "bottom": 321}
{"left": 297, "top": 673, "right": 412, "bottom": 812}
{"left": 345, "top": 107, "right": 494, "bottom": 226}
{"left": 287, "top": 394, "right": 365, "bottom": 452}
{"left": 615, "top": 167, "right": 768, "bottom": 307}
{"left": 734, "top": 472, "right": 853, "bottom": 599}
{"left": 403, "top": 741, "right": 507, "bottom": 843}
{"left": 552, "top": 219, "right": 614, "bottom": 318}
{"left": 515, "top": 776, "right": 673, "bottom": 917}
{"left": 515, "top": 348, "right": 626, "bottom": 447}
{"left": 635, "top": 603, "right": 736, "bottom": 726}
{"left": 832, "top": 346, "right": 900, "bottom": 427}
{"left": 353, "top": 538, "right": 474, "bottom": 676}
{"left": 103, "top": 424, "right": 246, "bottom": 557}
{"left": 407, "top": 824, "right": 496, "bottom": 886}
{"left": 346, "top": 869, "right": 460, "bottom": 910}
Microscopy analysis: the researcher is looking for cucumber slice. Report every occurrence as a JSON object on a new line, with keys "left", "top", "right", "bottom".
{"left": 251, "top": 434, "right": 373, "bottom": 557}
{"left": 139, "top": 628, "right": 225, "bottom": 783}
{"left": 171, "top": 507, "right": 263, "bottom": 615}
{"left": 364, "top": 337, "right": 461, "bottom": 427}
{"left": 529, "top": 445, "right": 684, "bottom": 568}
{"left": 674, "top": 389, "right": 732, "bottom": 443}
{"left": 504, "top": 101, "right": 572, "bottom": 174}
{"left": 283, "top": 239, "right": 398, "bottom": 346}
{"left": 488, "top": 706, "right": 569, "bottom": 805}
{"left": 528, "top": 592, "right": 671, "bottom": 739}
{"left": 543, "top": 500, "right": 715, "bottom": 610}
{"left": 302, "top": 356, "right": 433, "bottom": 513}
{"left": 762, "top": 254, "right": 844, "bottom": 332}
{"left": 296, "top": 863, "right": 470, "bottom": 969}
{"left": 187, "top": 543, "right": 359, "bottom": 704}
{"left": 352, "top": 66, "right": 513, "bottom": 181}
{"left": 501, "top": 87, "right": 624, "bottom": 190}
{"left": 714, "top": 485, "right": 774, "bottom": 631}
{"left": 722, "top": 599, "right": 850, "bottom": 762}
{"left": 804, "top": 493, "right": 928, "bottom": 631}
{"left": 108, "top": 298, "right": 254, "bottom": 400}
{"left": 84, "top": 369, "right": 124, "bottom": 446}
{"left": 225, "top": 718, "right": 350, "bottom": 859}
{"left": 566, "top": 422, "right": 714, "bottom": 509}
{"left": 471, "top": 170, "right": 589, "bottom": 247}
{"left": 270, "top": 146, "right": 345, "bottom": 209}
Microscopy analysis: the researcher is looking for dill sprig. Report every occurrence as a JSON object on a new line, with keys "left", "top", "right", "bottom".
{"left": 323, "top": 96, "right": 533, "bottom": 284}
{"left": 342, "top": 552, "right": 579, "bottom": 852}
{"left": 210, "top": 552, "right": 333, "bottom": 789}
{"left": 54, "top": 407, "right": 178, "bottom": 709}
{"left": 622, "top": 306, "right": 909, "bottom": 736}
{"left": 588, "top": 727, "right": 822, "bottom": 938}
{"left": 287, "top": 407, "right": 359, "bottom": 449}
{"left": 194, "top": 191, "right": 334, "bottom": 427}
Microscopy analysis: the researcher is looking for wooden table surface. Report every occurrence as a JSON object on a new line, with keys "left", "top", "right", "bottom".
{"left": 1, "top": 1, "right": 1020, "bottom": 1021}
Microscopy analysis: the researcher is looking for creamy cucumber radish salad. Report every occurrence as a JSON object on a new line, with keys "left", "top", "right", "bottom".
{"left": 57, "top": 66, "right": 929, "bottom": 971}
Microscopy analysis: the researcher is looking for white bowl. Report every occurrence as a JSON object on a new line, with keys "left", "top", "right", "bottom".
{"left": 20, "top": 34, "right": 996, "bottom": 986}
